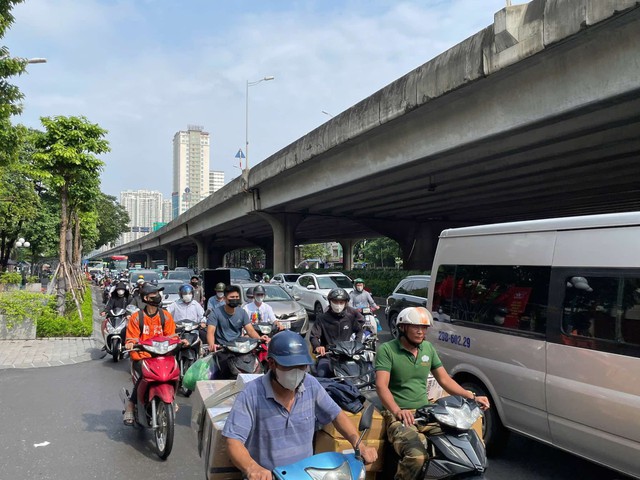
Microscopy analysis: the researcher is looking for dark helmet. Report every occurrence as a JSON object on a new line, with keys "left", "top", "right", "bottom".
{"left": 268, "top": 330, "right": 314, "bottom": 367}
{"left": 327, "top": 288, "right": 349, "bottom": 302}
{"left": 179, "top": 284, "right": 194, "bottom": 297}
{"left": 246, "top": 287, "right": 255, "bottom": 299}
{"left": 215, "top": 282, "right": 226, "bottom": 292}
{"left": 253, "top": 285, "right": 266, "bottom": 295}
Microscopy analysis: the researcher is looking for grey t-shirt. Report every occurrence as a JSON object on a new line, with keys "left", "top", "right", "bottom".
{"left": 206, "top": 305, "right": 251, "bottom": 345}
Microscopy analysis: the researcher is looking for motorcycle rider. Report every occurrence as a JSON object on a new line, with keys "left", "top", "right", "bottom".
{"left": 375, "top": 307, "right": 490, "bottom": 480}
{"left": 243, "top": 284, "right": 282, "bottom": 329}
{"left": 101, "top": 281, "right": 131, "bottom": 316}
{"left": 129, "top": 277, "right": 147, "bottom": 310}
{"left": 349, "top": 278, "right": 379, "bottom": 312}
{"left": 206, "top": 282, "right": 227, "bottom": 313}
{"left": 309, "top": 288, "right": 365, "bottom": 378}
{"left": 123, "top": 283, "right": 188, "bottom": 425}
{"left": 168, "top": 284, "right": 207, "bottom": 344}
{"left": 190, "top": 275, "right": 205, "bottom": 306}
{"left": 223, "top": 330, "right": 378, "bottom": 478}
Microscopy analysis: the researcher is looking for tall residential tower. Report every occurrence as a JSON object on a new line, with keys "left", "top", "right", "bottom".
{"left": 119, "top": 190, "right": 163, "bottom": 245}
{"left": 172, "top": 125, "right": 210, "bottom": 218}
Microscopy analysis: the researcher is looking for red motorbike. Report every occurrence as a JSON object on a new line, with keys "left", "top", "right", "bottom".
{"left": 120, "top": 336, "right": 181, "bottom": 460}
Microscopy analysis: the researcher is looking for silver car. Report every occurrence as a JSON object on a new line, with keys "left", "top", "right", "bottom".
{"left": 270, "top": 273, "right": 301, "bottom": 292}
{"left": 157, "top": 279, "right": 184, "bottom": 307}
{"left": 237, "top": 283, "right": 309, "bottom": 336}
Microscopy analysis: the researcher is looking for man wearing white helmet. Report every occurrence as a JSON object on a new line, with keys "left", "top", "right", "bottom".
{"left": 375, "top": 306, "right": 490, "bottom": 480}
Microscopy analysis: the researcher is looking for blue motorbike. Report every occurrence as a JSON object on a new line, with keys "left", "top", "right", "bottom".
{"left": 272, "top": 403, "right": 374, "bottom": 480}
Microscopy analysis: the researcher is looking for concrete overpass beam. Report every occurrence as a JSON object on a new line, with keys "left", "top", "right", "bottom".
{"left": 257, "top": 213, "right": 304, "bottom": 274}
{"left": 339, "top": 239, "right": 356, "bottom": 271}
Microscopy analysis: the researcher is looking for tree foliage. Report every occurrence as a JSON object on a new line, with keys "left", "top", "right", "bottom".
{"left": 299, "top": 243, "right": 329, "bottom": 261}
{"left": 354, "top": 237, "right": 402, "bottom": 268}
{"left": 94, "top": 193, "right": 130, "bottom": 249}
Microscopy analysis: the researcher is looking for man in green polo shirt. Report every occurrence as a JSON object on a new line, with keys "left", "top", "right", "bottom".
{"left": 375, "top": 307, "right": 490, "bottom": 480}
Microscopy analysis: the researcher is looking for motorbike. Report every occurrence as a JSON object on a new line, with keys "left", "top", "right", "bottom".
{"left": 273, "top": 402, "right": 374, "bottom": 479}
{"left": 119, "top": 336, "right": 181, "bottom": 460}
{"left": 413, "top": 395, "right": 487, "bottom": 479}
{"left": 101, "top": 305, "right": 135, "bottom": 362}
{"left": 326, "top": 340, "right": 376, "bottom": 390}
{"left": 175, "top": 319, "right": 203, "bottom": 396}
{"left": 252, "top": 321, "right": 280, "bottom": 370}
{"left": 211, "top": 336, "right": 262, "bottom": 379}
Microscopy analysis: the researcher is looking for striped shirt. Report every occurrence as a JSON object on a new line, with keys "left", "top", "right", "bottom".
{"left": 222, "top": 372, "right": 341, "bottom": 470}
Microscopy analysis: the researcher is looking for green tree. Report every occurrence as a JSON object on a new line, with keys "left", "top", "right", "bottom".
{"left": 357, "top": 237, "right": 401, "bottom": 268}
{"left": 94, "top": 193, "right": 130, "bottom": 249}
{"left": 21, "top": 192, "right": 60, "bottom": 261}
{"left": 299, "top": 243, "right": 329, "bottom": 261}
{"left": 0, "top": 0, "right": 29, "bottom": 167}
{"left": 33, "top": 115, "right": 109, "bottom": 313}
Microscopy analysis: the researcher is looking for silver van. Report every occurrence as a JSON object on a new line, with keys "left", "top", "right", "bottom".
{"left": 427, "top": 212, "right": 640, "bottom": 478}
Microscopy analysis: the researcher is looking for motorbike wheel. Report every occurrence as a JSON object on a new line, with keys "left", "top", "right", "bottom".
{"left": 154, "top": 400, "right": 175, "bottom": 460}
{"left": 461, "top": 380, "right": 509, "bottom": 456}
{"left": 111, "top": 339, "right": 121, "bottom": 363}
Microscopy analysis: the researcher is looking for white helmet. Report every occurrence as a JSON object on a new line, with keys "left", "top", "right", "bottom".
{"left": 396, "top": 307, "right": 433, "bottom": 326}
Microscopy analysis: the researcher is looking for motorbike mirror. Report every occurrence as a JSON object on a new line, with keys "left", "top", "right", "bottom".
{"left": 358, "top": 402, "right": 375, "bottom": 433}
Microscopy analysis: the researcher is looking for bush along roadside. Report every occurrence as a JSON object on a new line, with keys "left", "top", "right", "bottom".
{"left": 0, "top": 289, "right": 94, "bottom": 337}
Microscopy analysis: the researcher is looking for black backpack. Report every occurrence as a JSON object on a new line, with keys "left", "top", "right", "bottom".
{"left": 138, "top": 307, "right": 167, "bottom": 334}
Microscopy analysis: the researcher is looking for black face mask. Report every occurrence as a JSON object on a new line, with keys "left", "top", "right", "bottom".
{"left": 227, "top": 299, "right": 241, "bottom": 308}
{"left": 146, "top": 294, "right": 163, "bottom": 307}
{"left": 191, "top": 281, "right": 199, "bottom": 286}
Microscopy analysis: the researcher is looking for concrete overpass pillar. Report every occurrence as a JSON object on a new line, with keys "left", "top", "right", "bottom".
{"left": 145, "top": 252, "right": 153, "bottom": 269}
{"left": 193, "top": 237, "right": 209, "bottom": 271}
{"left": 164, "top": 247, "right": 176, "bottom": 270}
{"left": 209, "top": 248, "right": 225, "bottom": 268}
{"left": 257, "top": 213, "right": 304, "bottom": 274}
{"left": 339, "top": 239, "right": 356, "bottom": 271}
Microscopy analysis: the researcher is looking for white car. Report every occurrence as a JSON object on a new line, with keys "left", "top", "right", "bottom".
{"left": 157, "top": 279, "right": 183, "bottom": 307}
{"left": 292, "top": 272, "right": 353, "bottom": 318}
{"left": 270, "top": 273, "right": 301, "bottom": 292}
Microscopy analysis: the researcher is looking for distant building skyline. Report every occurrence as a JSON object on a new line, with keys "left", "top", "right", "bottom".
{"left": 172, "top": 125, "right": 210, "bottom": 219}
{"left": 118, "top": 190, "right": 163, "bottom": 245}
{"left": 210, "top": 170, "right": 225, "bottom": 194}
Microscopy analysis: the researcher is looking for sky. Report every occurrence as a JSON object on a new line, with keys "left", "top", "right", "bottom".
{"left": 6, "top": 0, "right": 514, "bottom": 199}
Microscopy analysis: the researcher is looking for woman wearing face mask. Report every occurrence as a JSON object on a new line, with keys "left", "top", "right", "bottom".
{"left": 100, "top": 281, "right": 131, "bottom": 317}
{"left": 309, "top": 288, "right": 365, "bottom": 378}
{"left": 223, "top": 330, "right": 378, "bottom": 478}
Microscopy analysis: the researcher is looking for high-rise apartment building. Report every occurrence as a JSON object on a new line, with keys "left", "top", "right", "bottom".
{"left": 119, "top": 190, "right": 163, "bottom": 245}
{"left": 209, "top": 170, "right": 225, "bottom": 193}
{"left": 162, "top": 199, "right": 173, "bottom": 224}
{"left": 172, "top": 125, "right": 210, "bottom": 218}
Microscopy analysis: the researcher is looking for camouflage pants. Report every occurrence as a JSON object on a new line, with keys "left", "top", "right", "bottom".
{"left": 382, "top": 410, "right": 440, "bottom": 480}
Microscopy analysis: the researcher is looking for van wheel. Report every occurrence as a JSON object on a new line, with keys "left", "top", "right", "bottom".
{"left": 461, "top": 380, "right": 509, "bottom": 456}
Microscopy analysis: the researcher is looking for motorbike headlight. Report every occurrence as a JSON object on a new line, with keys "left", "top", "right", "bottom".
{"left": 305, "top": 461, "right": 353, "bottom": 480}
{"left": 147, "top": 340, "right": 178, "bottom": 355}
{"left": 106, "top": 323, "right": 117, "bottom": 334}
{"left": 433, "top": 403, "right": 481, "bottom": 430}
{"left": 228, "top": 340, "right": 254, "bottom": 354}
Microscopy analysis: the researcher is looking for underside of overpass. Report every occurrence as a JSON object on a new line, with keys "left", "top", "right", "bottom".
{"left": 103, "top": 1, "right": 640, "bottom": 273}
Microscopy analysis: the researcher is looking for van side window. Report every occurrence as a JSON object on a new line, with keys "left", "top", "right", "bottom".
{"left": 562, "top": 275, "right": 640, "bottom": 346}
{"left": 432, "top": 264, "right": 549, "bottom": 334}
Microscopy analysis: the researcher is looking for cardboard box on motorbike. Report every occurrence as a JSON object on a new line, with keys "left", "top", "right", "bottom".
{"left": 191, "top": 374, "right": 262, "bottom": 480}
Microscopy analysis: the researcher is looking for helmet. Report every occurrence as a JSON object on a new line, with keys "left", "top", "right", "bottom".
{"left": 136, "top": 278, "right": 145, "bottom": 286}
{"left": 215, "top": 282, "right": 226, "bottom": 292}
{"left": 263, "top": 274, "right": 270, "bottom": 282}
{"left": 253, "top": 285, "right": 266, "bottom": 295}
{"left": 179, "top": 284, "right": 194, "bottom": 297}
{"left": 396, "top": 307, "right": 432, "bottom": 326}
{"left": 246, "top": 287, "right": 255, "bottom": 299}
{"left": 268, "top": 330, "right": 314, "bottom": 367}
{"left": 353, "top": 278, "right": 365, "bottom": 285}
{"left": 327, "top": 288, "right": 349, "bottom": 302}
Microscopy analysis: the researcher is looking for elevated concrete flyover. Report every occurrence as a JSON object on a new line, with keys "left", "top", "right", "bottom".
{"left": 100, "top": 0, "right": 640, "bottom": 273}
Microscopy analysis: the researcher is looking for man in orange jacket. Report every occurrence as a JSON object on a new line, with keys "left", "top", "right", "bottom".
{"left": 123, "top": 283, "right": 187, "bottom": 425}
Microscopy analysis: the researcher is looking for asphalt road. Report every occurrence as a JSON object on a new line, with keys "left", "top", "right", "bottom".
{"left": 0, "top": 306, "right": 631, "bottom": 480}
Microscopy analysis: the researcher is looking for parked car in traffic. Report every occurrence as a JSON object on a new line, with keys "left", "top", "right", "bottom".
{"left": 166, "top": 270, "right": 194, "bottom": 282}
{"left": 157, "top": 279, "right": 184, "bottom": 307}
{"left": 270, "top": 273, "right": 301, "bottom": 292}
{"left": 292, "top": 272, "right": 353, "bottom": 318}
{"left": 236, "top": 283, "right": 309, "bottom": 335}
{"left": 128, "top": 269, "right": 162, "bottom": 286}
{"left": 385, "top": 274, "right": 430, "bottom": 338}
{"left": 216, "top": 267, "right": 253, "bottom": 283}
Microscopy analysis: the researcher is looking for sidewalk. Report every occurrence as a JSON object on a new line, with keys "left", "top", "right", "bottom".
{"left": 0, "top": 288, "right": 104, "bottom": 370}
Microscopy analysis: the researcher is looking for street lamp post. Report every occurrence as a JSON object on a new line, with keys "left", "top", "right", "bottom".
{"left": 14, "top": 237, "right": 31, "bottom": 274}
{"left": 245, "top": 76, "right": 274, "bottom": 171}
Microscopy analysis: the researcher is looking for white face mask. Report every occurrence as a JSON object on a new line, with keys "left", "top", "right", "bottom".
{"left": 116, "top": 289, "right": 125, "bottom": 297}
{"left": 216, "top": 292, "right": 224, "bottom": 298}
{"left": 254, "top": 295, "right": 265, "bottom": 304}
{"left": 356, "top": 286, "right": 364, "bottom": 293}
{"left": 275, "top": 367, "right": 306, "bottom": 391}
{"left": 330, "top": 301, "right": 345, "bottom": 314}
{"left": 182, "top": 294, "right": 193, "bottom": 303}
